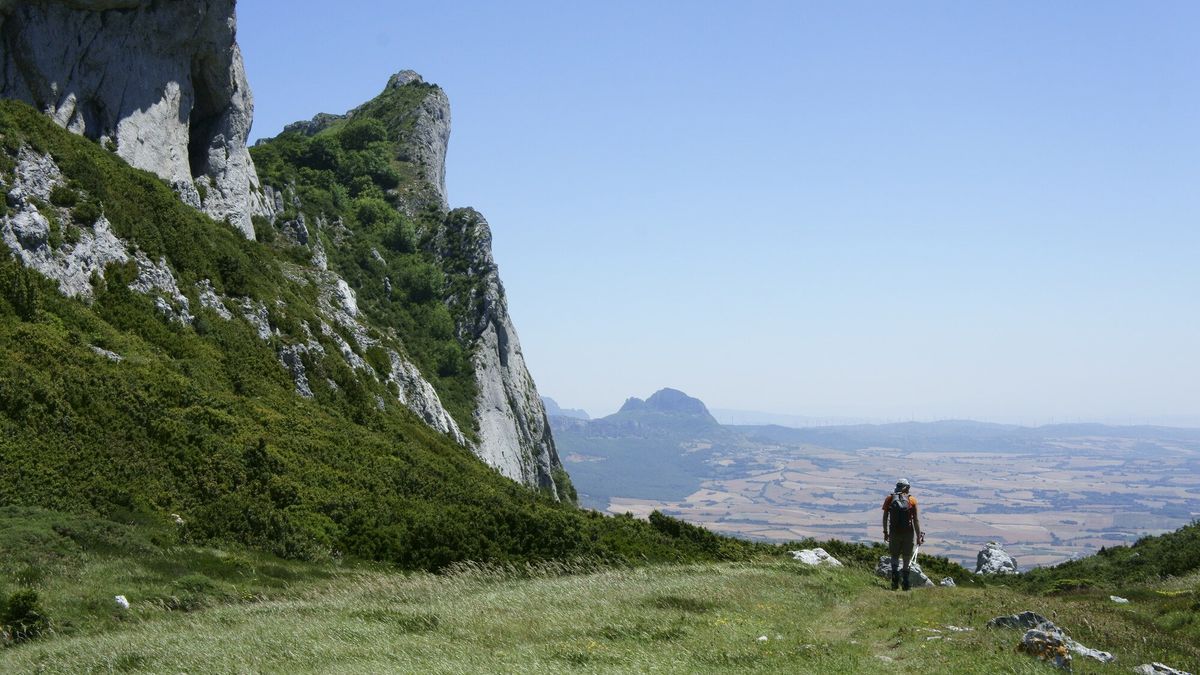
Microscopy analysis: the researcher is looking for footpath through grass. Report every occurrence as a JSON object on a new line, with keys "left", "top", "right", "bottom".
{"left": 4, "top": 552, "right": 1197, "bottom": 674}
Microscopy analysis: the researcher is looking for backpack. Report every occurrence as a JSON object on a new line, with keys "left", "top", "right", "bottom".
{"left": 888, "top": 492, "right": 913, "bottom": 532}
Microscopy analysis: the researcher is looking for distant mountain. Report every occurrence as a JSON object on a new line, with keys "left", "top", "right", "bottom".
{"left": 542, "top": 397, "right": 590, "bottom": 420}
{"left": 551, "top": 388, "right": 737, "bottom": 508}
{"left": 595, "top": 388, "right": 721, "bottom": 435}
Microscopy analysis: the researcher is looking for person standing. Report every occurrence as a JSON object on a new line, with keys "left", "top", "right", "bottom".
{"left": 882, "top": 478, "right": 924, "bottom": 590}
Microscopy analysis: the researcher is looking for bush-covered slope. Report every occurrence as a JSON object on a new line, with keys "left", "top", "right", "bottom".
{"left": 1015, "top": 520, "right": 1200, "bottom": 592}
{"left": 0, "top": 98, "right": 774, "bottom": 570}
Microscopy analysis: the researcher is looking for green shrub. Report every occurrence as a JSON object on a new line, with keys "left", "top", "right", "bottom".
{"left": 338, "top": 118, "right": 389, "bottom": 151}
{"left": 252, "top": 215, "right": 276, "bottom": 244}
{"left": 302, "top": 135, "right": 342, "bottom": 171}
{"left": 1, "top": 589, "right": 50, "bottom": 643}
{"left": 352, "top": 196, "right": 398, "bottom": 230}
{"left": 0, "top": 256, "right": 41, "bottom": 320}
{"left": 48, "top": 184, "right": 78, "bottom": 208}
{"left": 71, "top": 197, "right": 101, "bottom": 225}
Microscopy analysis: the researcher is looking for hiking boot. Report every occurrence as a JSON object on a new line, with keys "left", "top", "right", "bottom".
{"left": 890, "top": 570, "right": 900, "bottom": 590}
{"left": 902, "top": 570, "right": 911, "bottom": 591}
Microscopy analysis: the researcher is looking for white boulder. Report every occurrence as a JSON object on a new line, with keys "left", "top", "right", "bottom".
{"left": 789, "top": 548, "right": 843, "bottom": 567}
{"left": 975, "top": 541, "right": 1018, "bottom": 574}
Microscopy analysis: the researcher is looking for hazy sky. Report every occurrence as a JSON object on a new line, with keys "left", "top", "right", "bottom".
{"left": 238, "top": 1, "right": 1199, "bottom": 424}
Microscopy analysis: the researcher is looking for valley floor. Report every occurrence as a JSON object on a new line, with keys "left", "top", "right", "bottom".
{"left": 4, "top": 559, "right": 1197, "bottom": 674}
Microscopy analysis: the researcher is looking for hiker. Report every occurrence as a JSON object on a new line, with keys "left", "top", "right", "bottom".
{"left": 882, "top": 478, "right": 924, "bottom": 590}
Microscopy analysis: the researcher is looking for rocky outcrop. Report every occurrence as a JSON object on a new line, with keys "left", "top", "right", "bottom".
{"left": 0, "top": 0, "right": 267, "bottom": 237}
{"left": 276, "top": 70, "right": 449, "bottom": 208}
{"left": 1017, "top": 628, "right": 1072, "bottom": 670}
{"left": 434, "top": 208, "right": 565, "bottom": 497}
{"left": 975, "top": 541, "right": 1019, "bottom": 574}
{"left": 2, "top": 148, "right": 129, "bottom": 299}
{"left": 391, "top": 71, "right": 450, "bottom": 205}
{"left": 790, "top": 548, "right": 843, "bottom": 567}
{"left": 988, "top": 611, "right": 1115, "bottom": 665}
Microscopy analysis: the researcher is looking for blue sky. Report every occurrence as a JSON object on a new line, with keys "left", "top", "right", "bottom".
{"left": 238, "top": 1, "right": 1199, "bottom": 424}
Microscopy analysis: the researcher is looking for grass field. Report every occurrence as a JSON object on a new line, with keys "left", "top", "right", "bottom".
{"left": 4, "top": 551, "right": 1197, "bottom": 674}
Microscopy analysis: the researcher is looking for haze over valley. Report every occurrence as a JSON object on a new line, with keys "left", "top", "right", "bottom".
{"left": 550, "top": 390, "right": 1200, "bottom": 569}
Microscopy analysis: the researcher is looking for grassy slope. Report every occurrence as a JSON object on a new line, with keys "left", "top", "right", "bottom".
{"left": 2, "top": 546, "right": 1196, "bottom": 673}
{"left": 1, "top": 513, "right": 1195, "bottom": 672}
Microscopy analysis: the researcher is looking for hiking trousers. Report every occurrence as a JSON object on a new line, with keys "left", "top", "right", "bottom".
{"left": 889, "top": 529, "right": 915, "bottom": 571}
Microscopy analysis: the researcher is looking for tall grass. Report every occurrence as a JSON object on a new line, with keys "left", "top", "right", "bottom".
{"left": 4, "top": 556, "right": 1195, "bottom": 673}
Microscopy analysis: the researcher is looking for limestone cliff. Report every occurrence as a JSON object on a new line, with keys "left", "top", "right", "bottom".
{"left": 0, "top": 0, "right": 567, "bottom": 498}
{"left": 274, "top": 73, "right": 568, "bottom": 498}
{"left": 0, "top": 0, "right": 267, "bottom": 237}
{"left": 434, "top": 208, "right": 564, "bottom": 494}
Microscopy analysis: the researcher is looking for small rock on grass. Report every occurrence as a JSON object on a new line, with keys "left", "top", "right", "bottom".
{"left": 1019, "top": 628, "right": 1072, "bottom": 670}
{"left": 1134, "top": 663, "right": 1194, "bottom": 675}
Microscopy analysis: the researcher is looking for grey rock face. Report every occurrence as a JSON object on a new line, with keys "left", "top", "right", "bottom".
{"left": 975, "top": 541, "right": 1019, "bottom": 574}
{"left": 129, "top": 252, "right": 192, "bottom": 324}
{"left": 434, "top": 208, "right": 565, "bottom": 497}
{"left": 278, "top": 342, "right": 319, "bottom": 399}
{"left": 386, "top": 350, "right": 465, "bottom": 445}
{"left": 90, "top": 345, "right": 122, "bottom": 362}
{"left": 399, "top": 74, "right": 450, "bottom": 206}
{"left": 195, "top": 279, "right": 232, "bottom": 320}
{"left": 1, "top": 149, "right": 130, "bottom": 299}
{"left": 874, "top": 555, "right": 934, "bottom": 587}
{"left": 0, "top": 0, "right": 266, "bottom": 237}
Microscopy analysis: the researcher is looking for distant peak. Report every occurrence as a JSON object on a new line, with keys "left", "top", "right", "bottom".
{"left": 618, "top": 397, "right": 647, "bottom": 413}
{"left": 387, "top": 70, "right": 424, "bottom": 88}
{"left": 617, "top": 389, "right": 714, "bottom": 419}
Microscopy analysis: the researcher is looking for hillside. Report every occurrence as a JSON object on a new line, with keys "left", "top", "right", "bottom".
{"left": 0, "top": 0, "right": 800, "bottom": 573}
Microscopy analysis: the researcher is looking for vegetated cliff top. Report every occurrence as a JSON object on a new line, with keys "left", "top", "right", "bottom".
{"left": 250, "top": 71, "right": 568, "bottom": 496}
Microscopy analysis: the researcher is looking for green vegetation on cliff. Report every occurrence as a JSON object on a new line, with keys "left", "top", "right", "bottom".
{"left": 248, "top": 80, "right": 480, "bottom": 432}
{"left": 0, "top": 98, "right": 755, "bottom": 571}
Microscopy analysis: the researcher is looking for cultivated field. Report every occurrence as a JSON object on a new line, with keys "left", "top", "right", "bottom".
{"left": 600, "top": 435, "right": 1200, "bottom": 568}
